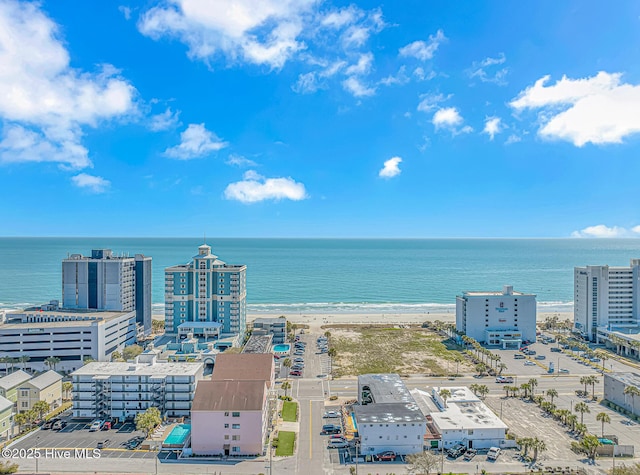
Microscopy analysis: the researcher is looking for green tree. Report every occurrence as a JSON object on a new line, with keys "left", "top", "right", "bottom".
{"left": 528, "top": 378, "right": 538, "bottom": 399}
{"left": 566, "top": 414, "right": 578, "bottom": 431}
{"left": 532, "top": 437, "right": 547, "bottom": 461}
{"left": 44, "top": 356, "right": 60, "bottom": 371}
{"left": 151, "top": 319, "right": 165, "bottom": 334}
{"left": 18, "top": 355, "right": 30, "bottom": 371}
{"left": 111, "top": 351, "right": 123, "bottom": 362}
{"left": 610, "top": 462, "right": 640, "bottom": 475}
{"left": 497, "top": 362, "right": 508, "bottom": 375}
{"left": 546, "top": 388, "right": 558, "bottom": 404}
{"left": 135, "top": 407, "right": 162, "bottom": 437}
{"left": 596, "top": 412, "right": 611, "bottom": 437}
{"left": 477, "top": 384, "right": 489, "bottom": 399}
{"left": 580, "top": 376, "right": 590, "bottom": 396}
{"left": 33, "top": 400, "right": 50, "bottom": 420}
{"left": 574, "top": 401, "right": 591, "bottom": 425}
{"left": 327, "top": 348, "right": 337, "bottom": 358}
{"left": 123, "top": 344, "right": 144, "bottom": 361}
{"left": 624, "top": 386, "right": 640, "bottom": 416}
{"left": 579, "top": 434, "right": 602, "bottom": 462}
{"left": 0, "top": 460, "right": 19, "bottom": 474}
{"left": 13, "top": 412, "right": 27, "bottom": 432}
{"left": 439, "top": 389, "right": 451, "bottom": 408}
{"left": 406, "top": 451, "right": 439, "bottom": 474}
{"left": 281, "top": 381, "right": 291, "bottom": 398}
{"left": 83, "top": 356, "right": 95, "bottom": 365}
{"left": 62, "top": 381, "right": 73, "bottom": 400}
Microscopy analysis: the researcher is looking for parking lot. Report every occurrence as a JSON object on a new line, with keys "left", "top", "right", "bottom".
{"left": 10, "top": 419, "right": 157, "bottom": 459}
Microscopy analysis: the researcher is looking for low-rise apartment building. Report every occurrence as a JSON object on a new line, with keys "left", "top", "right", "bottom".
{"left": 17, "top": 370, "right": 63, "bottom": 413}
{"left": 71, "top": 354, "right": 203, "bottom": 420}
{"left": 0, "top": 370, "right": 31, "bottom": 404}
{"left": 604, "top": 372, "right": 640, "bottom": 417}
{"left": 251, "top": 317, "right": 287, "bottom": 344}
{"left": 0, "top": 396, "right": 13, "bottom": 440}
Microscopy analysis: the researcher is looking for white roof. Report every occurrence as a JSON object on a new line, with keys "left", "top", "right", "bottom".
{"left": 27, "top": 370, "right": 62, "bottom": 390}
{"left": 0, "top": 370, "right": 31, "bottom": 390}
{"left": 0, "top": 395, "right": 12, "bottom": 413}
{"left": 72, "top": 361, "right": 203, "bottom": 377}
{"left": 415, "top": 387, "right": 508, "bottom": 431}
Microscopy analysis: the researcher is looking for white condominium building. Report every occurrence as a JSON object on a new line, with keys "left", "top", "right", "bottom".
{"left": 456, "top": 285, "right": 536, "bottom": 346}
{"left": 574, "top": 259, "right": 640, "bottom": 342}
{"left": 71, "top": 353, "right": 203, "bottom": 420}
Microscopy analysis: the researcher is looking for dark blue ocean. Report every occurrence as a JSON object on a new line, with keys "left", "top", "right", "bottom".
{"left": 1, "top": 238, "right": 640, "bottom": 315}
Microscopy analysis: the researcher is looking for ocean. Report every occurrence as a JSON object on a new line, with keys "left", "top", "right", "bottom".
{"left": 1, "top": 238, "right": 640, "bottom": 315}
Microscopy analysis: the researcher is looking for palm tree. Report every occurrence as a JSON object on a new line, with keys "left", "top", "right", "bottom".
{"left": 19, "top": 355, "right": 30, "bottom": 371}
{"left": 33, "top": 400, "right": 50, "bottom": 420}
{"left": 497, "top": 363, "right": 508, "bottom": 375}
{"left": 62, "top": 381, "right": 73, "bottom": 400}
{"left": 477, "top": 385, "right": 489, "bottom": 399}
{"left": 282, "top": 358, "right": 292, "bottom": 379}
{"left": 580, "top": 376, "right": 590, "bottom": 396}
{"left": 596, "top": 412, "right": 611, "bottom": 437}
{"left": 0, "top": 356, "right": 8, "bottom": 375}
{"left": 453, "top": 355, "right": 463, "bottom": 376}
{"left": 574, "top": 422, "right": 588, "bottom": 437}
{"left": 574, "top": 401, "right": 591, "bottom": 424}
{"left": 475, "top": 363, "right": 487, "bottom": 376}
{"left": 281, "top": 381, "right": 291, "bottom": 398}
{"left": 439, "top": 389, "right": 451, "bottom": 408}
{"left": 589, "top": 376, "right": 599, "bottom": 400}
{"left": 566, "top": 414, "right": 578, "bottom": 432}
{"left": 44, "top": 356, "right": 60, "bottom": 371}
{"left": 546, "top": 388, "right": 558, "bottom": 404}
{"left": 520, "top": 383, "right": 531, "bottom": 399}
{"left": 528, "top": 378, "right": 538, "bottom": 399}
{"left": 579, "top": 434, "right": 601, "bottom": 462}
{"left": 517, "top": 437, "right": 533, "bottom": 457}
{"left": 532, "top": 437, "right": 547, "bottom": 461}
{"left": 14, "top": 412, "right": 27, "bottom": 432}
{"left": 555, "top": 409, "right": 571, "bottom": 425}
{"left": 624, "top": 385, "right": 640, "bottom": 416}
{"left": 470, "top": 384, "right": 479, "bottom": 396}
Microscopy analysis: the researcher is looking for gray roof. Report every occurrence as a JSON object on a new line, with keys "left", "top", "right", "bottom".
{"left": 192, "top": 380, "right": 267, "bottom": 412}
{"left": 27, "top": 370, "right": 62, "bottom": 390}
{"left": 354, "top": 402, "right": 426, "bottom": 424}
{"left": 606, "top": 372, "right": 640, "bottom": 387}
{"left": 0, "top": 370, "right": 31, "bottom": 390}
{"left": 241, "top": 335, "right": 273, "bottom": 354}
{"left": 358, "top": 374, "right": 415, "bottom": 404}
{"left": 0, "top": 395, "right": 13, "bottom": 413}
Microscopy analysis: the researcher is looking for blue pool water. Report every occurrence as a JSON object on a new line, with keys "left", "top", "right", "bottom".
{"left": 164, "top": 424, "right": 191, "bottom": 446}
{"left": 273, "top": 344, "right": 291, "bottom": 353}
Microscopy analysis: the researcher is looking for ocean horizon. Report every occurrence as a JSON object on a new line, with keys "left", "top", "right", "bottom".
{"left": 1, "top": 237, "right": 639, "bottom": 316}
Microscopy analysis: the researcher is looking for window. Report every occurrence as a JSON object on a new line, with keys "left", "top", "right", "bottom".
{"left": 224, "top": 424, "right": 229, "bottom": 428}
{"left": 232, "top": 447, "right": 240, "bottom": 453}
{"left": 224, "top": 412, "right": 229, "bottom": 416}
{"left": 232, "top": 435, "right": 240, "bottom": 441}
{"left": 224, "top": 435, "right": 229, "bottom": 440}
{"left": 232, "top": 412, "right": 240, "bottom": 417}
{"left": 232, "top": 424, "right": 240, "bottom": 429}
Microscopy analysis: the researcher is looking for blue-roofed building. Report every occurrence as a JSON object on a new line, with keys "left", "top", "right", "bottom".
{"left": 164, "top": 245, "right": 247, "bottom": 343}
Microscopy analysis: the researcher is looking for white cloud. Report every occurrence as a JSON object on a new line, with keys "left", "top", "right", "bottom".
{"left": 292, "top": 72, "right": 320, "bottom": 94}
{"left": 118, "top": 5, "right": 132, "bottom": 20}
{"left": 164, "top": 123, "right": 228, "bottom": 159}
{"left": 505, "top": 134, "right": 521, "bottom": 145}
{"left": 417, "top": 93, "right": 450, "bottom": 113}
{"left": 224, "top": 170, "right": 307, "bottom": 203}
{"left": 571, "top": 224, "right": 640, "bottom": 238}
{"left": 71, "top": 173, "right": 111, "bottom": 193}
{"left": 379, "top": 66, "right": 409, "bottom": 86}
{"left": 468, "top": 53, "right": 508, "bottom": 85}
{"left": 321, "top": 6, "right": 361, "bottom": 29}
{"left": 345, "top": 53, "right": 374, "bottom": 76}
{"left": 149, "top": 107, "right": 181, "bottom": 131}
{"left": 342, "top": 77, "right": 375, "bottom": 97}
{"left": 483, "top": 117, "right": 502, "bottom": 140}
{"left": 379, "top": 156, "right": 402, "bottom": 178}
{"left": 0, "top": 0, "right": 137, "bottom": 169}
{"left": 433, "top": 107, "right": 463, "bottom": 128}
{"left": 510, "top": 71, "right": 640, "bottom": 146}
{"left": 226, "top": 153, "right": 257, "bottom": 167}
{"left": 399, "top": 30, "right": 446, "bottom": 61}
{"left": 413, "top": 67, "right": 436, "bottom": 82}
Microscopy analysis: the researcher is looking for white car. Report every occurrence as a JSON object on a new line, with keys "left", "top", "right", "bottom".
{"left": 487, "top": 447, "right": 501, "bottom": 461}
{"left": 524, "top": 361, "right": 536, "bottom": 366}
{"left": 328, "top": 440, "right": 349, "bottom": 449}
{"left": 88, "top": 420, "right": 103, "bottom": 432}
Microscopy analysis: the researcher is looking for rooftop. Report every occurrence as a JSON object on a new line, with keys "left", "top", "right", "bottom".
{"left": 212, "top": 353, "right": 273, "bottom": 386}
{"left": 0, "top": 370, "right": 31, "bottom": 390}
{"left": 599, "top": 328, "right": 640, "bottom": 343}
{"left": 71, "top": 360, "right": 203, "bottom": 377}
{"left": 358, "top": 373, "right": 415, "bottom": 404}
{"left": 0, "top": 395, "right": 13, "bottom": 413}
{"left": 253, "top": 317, "right": 286, "bottom": 325}
{"left": 606, "top": 372, "right": 640, "bottom": 387}
{"left": 26, "top": 370, "right": 62, "bottom": 390}
{"left": 3, "top": 309, "right": 134, "bottom": 329}
{"left": 353, "top": 402, "right": 425, "bottom": 424}
{"left": 424, "top": 387, "right": 508, "bottom": 431}
{"left": 241, "top": 335, "right": 273, "bottom": 354}
{"left": 192, "top": 380, "right": 267, "bottom": 412}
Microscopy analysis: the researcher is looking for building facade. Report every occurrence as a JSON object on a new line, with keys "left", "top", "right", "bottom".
{"left": 574, "top": 260, "right": 640, "bottom": 342}
{"left": 0, "top": 396, "right": 12, "bottom": 440}
{"left": 70, "top": 354, "right": 203, "bottom": 419}
{"left": 164, "top": 245, "right": 247, "bottom": 340}
{"left": 0, "top": 370, "right": 31, "bottom": 404}
{"left": 251, "top": 317, "right": 286, "bottom": 344}
{"left": 603, "top": 372, "right": 640, "bottom": 418}
{"left": 456, "top": 285, "right": 536, "bottom": 346}
{"left": 62, "top": 249, "right": 152, "bottom": 335}
{"left": 1, "top": 305, "right": 137, "bottom": 372}
{"left": 17, "top": 370, "right": 62, "bottom": 413}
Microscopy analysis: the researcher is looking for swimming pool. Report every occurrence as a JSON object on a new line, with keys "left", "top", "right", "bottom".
{"left": 273, "top": 344, "right": 291, "bottom": 353}
{"left": 163, "top": 424, "right": 191, "bottom": 446}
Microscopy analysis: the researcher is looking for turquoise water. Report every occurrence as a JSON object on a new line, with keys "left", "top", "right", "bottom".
{"left": 1, "top": 238, "right": 640, "bottom": 314}
{"left": 273, "top": 344, "right": 291, "bottom": 352}
{"left": 164, "top": 424, "right": 190, "bottom": 445}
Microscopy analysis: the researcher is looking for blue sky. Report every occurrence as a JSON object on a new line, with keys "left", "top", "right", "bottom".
{"left": 1, "top": 0, "right": 640, "bottom": 238}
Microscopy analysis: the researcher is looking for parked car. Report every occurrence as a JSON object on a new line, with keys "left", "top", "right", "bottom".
{"left": 52, "top": 420, "right": 67, "bottom": 431}
{"left": 294, "top": 357, "right": 304, "bottom": 362}
{"left": 447, "top": 444, "right": 466, "bottom": 458}
{"left": 96, "top": 439, "right": 110, "bottom": 449}
{"left": 321, "top": 424, "right": 341, "bottom": 435}
{"left": 550, "top": 347, "right": 562, "bottom": 352}
{"left": 559, "top": 368, "right": 570, "bottom": 373}
{"left": 330, "top": 434, "right": 346, "bottom": 440}
{"left": 524, "top": 361, "right": 536, "bottom": 366}
{"left": 124, "top": 436, "right": 144, "bottom": 450}
{"left": 495, "top": 376, "right": 514, "bottom": 383}
{"left": 89, "top": 420, "right": 103, "bottom": 431}
{"left": 463, "top": 448, "right": 477, "bottom": 460}
{"left": 102, "top": 421, "right": 112, "bottom": 430}
{"left": 514, "top": 354, "right": 525, "bottom": 359}
{"left": 328, "top": 440, "right": 349, "bottom": 449}
{"left": 487, "top": 447, "right": 501, "bottom": 461}
{"left": 323, "top": 411, "right": 340, "bottom": 418}
{"left": 535, "top": 355, "right": 546, "bottom": 360}
{"left": 289, "top": 370, "right": 302, "bottom": 376}
{"left": 376, "top": 451, "right": 397, "bottom": 461}
{"left": 42, "top": 419, "right": 57, "bottom": 430}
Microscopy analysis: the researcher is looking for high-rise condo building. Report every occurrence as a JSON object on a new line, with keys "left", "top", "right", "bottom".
{"left": 164, "top": 245, "right": 247, "bottom": 342}
{"left": 574, "top": 259, "right": 640, "bottom": 343}
{"left": 62, "top": 249, "right": 152, "bottom": 335}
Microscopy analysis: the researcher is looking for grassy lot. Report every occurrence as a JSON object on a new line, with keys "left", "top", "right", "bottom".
{"left": 282, "top": 401, "right": 298, "bottom": 422}
{"left": 275, "top": 431, "right": 296, "bottom": 456}
{"left": 327, "top": 325, "right": 472, "bottom": 377}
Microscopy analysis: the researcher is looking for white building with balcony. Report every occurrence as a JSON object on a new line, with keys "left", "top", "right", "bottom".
{"left": 165, "top": 245, "right": 246, "bottom": 345}
{"left": 70, "top": 353, "right": 203, "bottom": 420}
{"left": 456, "top": 285, "right": 536, "bottom": 347}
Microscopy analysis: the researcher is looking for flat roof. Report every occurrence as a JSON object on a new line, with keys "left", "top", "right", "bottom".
{"left": 606, "top": 372, "right": 640, "bottom": 387}
{"left": 0, "top": 370, "right": 31, "bottom": 390}
{"left": 354, "top": 402, "right": 425, "bottom": 424}
{"left": 241, "top": 335, "right": 273, "bottom": 354}
{"left": 427, "top": 387, "right": 508, "bottom": 431}
{"left": 462, "top": 290, "right": 533, "bottom": 297}
{"left": 599, "top": 328, "right": 640, "bottom": 343}
{"left": 358, "top": 374, "right": 415, "bottom": 404}
{"left": 192, "top": 380, "right": 266, "bottom": 412}
{"left": 72, "top": 361, "right": 203, "bottom": 377}
{"left": 3, "top": 310, "right": 133, "bottom": 329}
{"left": 253, "top": 317, "right": 286, "bottom": 324}
{"left": 212, "top": 354, "right": 273, "bottom": 386}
